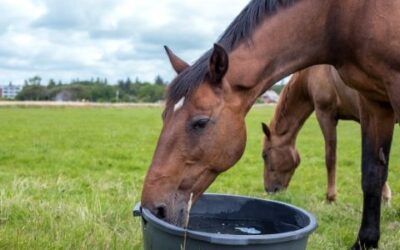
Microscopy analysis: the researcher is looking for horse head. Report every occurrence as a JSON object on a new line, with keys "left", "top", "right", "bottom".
{"left": 261, "top": 122, "right": 300, "bottom": 193}
{"left": 141, "top": 44, "right": 247, "bottom": 226}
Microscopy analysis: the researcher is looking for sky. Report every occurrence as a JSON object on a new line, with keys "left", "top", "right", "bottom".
{"left": 0, "top": 0, "right": 250, "bottom": 85}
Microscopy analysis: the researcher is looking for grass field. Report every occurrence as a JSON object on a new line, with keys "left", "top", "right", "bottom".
{"left": 0, "top": 106, "right": 399, "bottom": 250}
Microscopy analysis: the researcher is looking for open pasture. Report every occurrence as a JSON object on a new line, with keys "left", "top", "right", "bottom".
{"left": 0, "top": 106, "right": 399, "bottom": 249}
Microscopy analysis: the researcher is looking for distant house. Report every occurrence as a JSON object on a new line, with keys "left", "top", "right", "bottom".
{"left": 54, "top": 90, "right": 74, "bottom": 102}
{"left": 261, "top": 90, "right": 279, "bottom": 104}
{"left": 0, "top": 83, "right": 22, "bottom": 99}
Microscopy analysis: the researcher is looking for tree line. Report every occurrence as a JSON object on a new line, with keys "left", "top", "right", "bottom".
{"left": 15, "top": 75, "right": 285, "bottom": 103}
{"left": 16, "top": 75, "right": 167, "bottom": 103}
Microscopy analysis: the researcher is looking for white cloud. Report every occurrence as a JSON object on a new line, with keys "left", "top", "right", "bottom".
{"left": 0, "top": 0, "right": 45, "bottom": 32}
{"left": 0, "top": 0, "right": 249, "bottom": 85}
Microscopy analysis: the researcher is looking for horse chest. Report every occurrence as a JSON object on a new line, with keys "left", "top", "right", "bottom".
{"left": 337, "top": 65, "right": 388, "bottom": 102}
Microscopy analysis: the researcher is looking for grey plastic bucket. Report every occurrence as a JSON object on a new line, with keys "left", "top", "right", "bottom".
{"left": 133, "top": 194, "right": 317, "bottom": 250}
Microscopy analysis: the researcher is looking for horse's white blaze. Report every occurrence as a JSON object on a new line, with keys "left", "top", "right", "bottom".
{"left": 174, "top": 97, "right": 185, "bottom": 112}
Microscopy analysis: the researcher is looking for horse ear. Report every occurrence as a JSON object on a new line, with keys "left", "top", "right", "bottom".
{"left": 164, "top": 46, "right": 189, "bottom": 74}
{"left": 261, "top": 123, "right": 271, "bottom": 140}
{"left": 209, "top": 43, "right": 229, "bottom": 83}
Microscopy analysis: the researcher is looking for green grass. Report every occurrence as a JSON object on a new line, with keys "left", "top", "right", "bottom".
{"left": 0, "top": 106, "right": 399, "bottom": 249}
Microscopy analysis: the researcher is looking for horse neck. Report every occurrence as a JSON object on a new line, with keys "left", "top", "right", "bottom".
{"left": 270, "top": 73, "right": 314, "bottom": 146}
{"left": 226, "top": 0, "right": 339, "bottom": 112}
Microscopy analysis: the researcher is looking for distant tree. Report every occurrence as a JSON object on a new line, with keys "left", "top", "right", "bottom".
{"left": 117, "top": 79, "right": 125, "bottom": 90}
{"left": 134, "top": 77, "right": 140, "bottom": 84}
{"left": 126, "top": 78, "right": 132, "bottom": 88}
{"left": 16, "top": 85, "right": 48, "bottom": 100}
{"left": 137, "top": 83, "right": 166, "bottom": 102}
{"left": 270, "top": 84, "right": 286, "bottom": 94}
{"left": 27, "top": 76, "right": 42, "bottom": 85}
{"left": 155, "top": 75, "right": 165, "bottom": 85}
{"left": 121, "top": 77, "right": 129, "bottom": 85}
{"left": 16, "top": 76, "right": 168, "bottom": 103}
{"left": 48, "top": 79, "right": 56, "bottom": 88}
{"left": 117, "top": 79, "right": 129, "bottom": 93}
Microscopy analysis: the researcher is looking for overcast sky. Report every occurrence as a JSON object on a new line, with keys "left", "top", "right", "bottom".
{"left": 0, "top": 0, "right": 250, "bottom": 85}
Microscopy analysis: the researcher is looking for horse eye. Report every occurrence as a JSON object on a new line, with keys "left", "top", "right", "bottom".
{"left": 262, "top": 151, "right": 268, "bottom": 161}
{"left": 191, "top": 118, "right": 210, "bottom": 131}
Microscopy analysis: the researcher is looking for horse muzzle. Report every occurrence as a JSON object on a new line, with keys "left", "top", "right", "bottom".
{"left": 265, "top": 185, "right": 286, "bottom": 194}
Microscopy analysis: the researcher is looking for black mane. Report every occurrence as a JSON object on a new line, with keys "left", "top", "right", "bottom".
{"left": 166, "top": 0, "right": 298, "bottom": 108}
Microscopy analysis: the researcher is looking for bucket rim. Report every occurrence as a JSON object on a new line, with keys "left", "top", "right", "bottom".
{"left": 134, "top": 193, "right": 318, "bottom": 245}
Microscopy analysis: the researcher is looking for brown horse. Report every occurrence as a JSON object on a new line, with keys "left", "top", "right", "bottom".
{"left": 141, "top": 1, "right": 399, "bottom": 249}
{"left": 261, "top": 65, "right": 392, "bottom": 202}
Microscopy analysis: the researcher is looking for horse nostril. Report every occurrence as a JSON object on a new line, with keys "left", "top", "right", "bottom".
{"left": 273, "top": 186, "right": 280, "bottom": 192}
{"left": 155, "top": 204, "right": 166, "bottom": 219}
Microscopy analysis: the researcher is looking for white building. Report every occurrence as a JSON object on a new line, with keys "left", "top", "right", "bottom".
{"left": 261, "top": 90, "right": 279, "bottom": 103}
{"left": 0, "top": 83, "right": 22, "bottom": 99}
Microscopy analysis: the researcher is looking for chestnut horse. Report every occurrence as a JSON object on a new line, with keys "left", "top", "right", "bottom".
{"left": 141, "top": 1, "right": 399, "bottom": 249}
{"left": 261, "top": 65, "right": 392, "bottom": 202}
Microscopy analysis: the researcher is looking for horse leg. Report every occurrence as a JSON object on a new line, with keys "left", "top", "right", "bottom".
{"left": 315, "top": 108, "right": 338, "bottom": 202}
{"left": 351, "top": 96, "right": 394, "bottom": 250}
{"left": 380, "top": 81, "right": 400, "bottom": 206}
